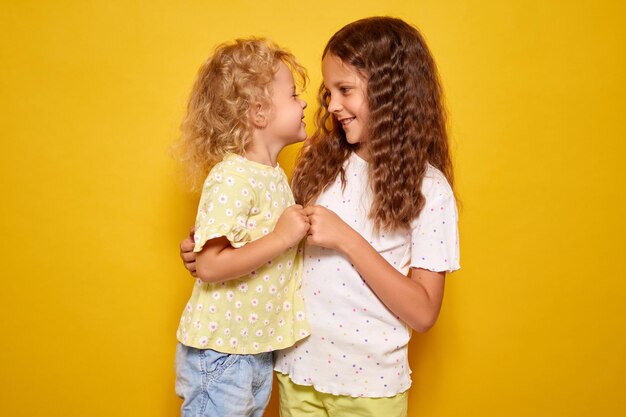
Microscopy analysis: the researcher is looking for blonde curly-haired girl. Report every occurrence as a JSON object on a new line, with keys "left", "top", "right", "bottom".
{"left": 173, "top": 38, "right": 311, "bottom": 417}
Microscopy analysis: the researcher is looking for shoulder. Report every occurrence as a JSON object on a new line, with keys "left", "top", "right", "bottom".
{"left": 214, "top": 154, "right": 251, "bottom": 176}
{"left": 198, "top": 156, "right": 260, "bottom": 201}
{"left": 409, "top": 165, "right": 460, "bottom": 241}
{"left": 206, "top": 154, "right": 256, "bottom": 183}
{"left": 420, "top": 164, "right": 454, "bottom": 202}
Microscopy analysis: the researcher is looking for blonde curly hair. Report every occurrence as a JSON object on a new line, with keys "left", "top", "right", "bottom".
{"left": 175, "top": 38, "right": 307, "bottom": 190}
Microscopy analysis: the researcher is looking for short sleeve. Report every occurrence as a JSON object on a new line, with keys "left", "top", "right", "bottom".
{"left": 410, "top": 179, "right": 460, "bottom": 273}
{"left": 193, "top": 168, "right": 255, "bottom": 252}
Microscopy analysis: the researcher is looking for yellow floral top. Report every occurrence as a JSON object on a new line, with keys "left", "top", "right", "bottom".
{"left": 177, "top": 154, "right": 310, "bottom": 354}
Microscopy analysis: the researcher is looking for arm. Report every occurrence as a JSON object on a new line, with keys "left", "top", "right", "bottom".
{"left": 304, "top": 205, "right": 445, "bottom": 333}
{"left": 194, "top": 204, "right": 310, "bottom": 283}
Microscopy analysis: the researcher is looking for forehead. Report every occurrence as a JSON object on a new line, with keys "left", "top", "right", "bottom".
{"left": 321, "top": 54, "right": 363, "bottom": 85}
{"left": 273, "top": 61, "right": 295, "bottom": 86}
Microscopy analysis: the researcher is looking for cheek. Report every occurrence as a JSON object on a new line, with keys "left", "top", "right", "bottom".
{"left": 293, "top": 105, "right": 303, "bottom": 123}
{"left": 358, "top": 106, "right": 369, "bottom": 123}
{"left": 357, "top": 99, "right": 369, "bottom": 120}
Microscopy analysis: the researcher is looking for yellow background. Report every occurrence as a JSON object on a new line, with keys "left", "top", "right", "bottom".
{"left": 1, "top": 1, "right": 625, "bottom": 416}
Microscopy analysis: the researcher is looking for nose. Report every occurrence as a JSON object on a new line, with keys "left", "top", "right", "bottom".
{"left": 327, "top": 95, "right": 341, "bottom": 113}
{"left": 300, "top": 98, "right": 307, "bottom": 110}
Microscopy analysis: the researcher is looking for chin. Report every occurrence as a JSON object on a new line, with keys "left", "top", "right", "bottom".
{"left": 341, "top": 128, "right": 362, "bottom": 144}
{"left": 287, "top": 134, "right": 306, "bottom": 145}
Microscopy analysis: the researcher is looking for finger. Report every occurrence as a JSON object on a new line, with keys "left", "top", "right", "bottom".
{"left": 293, "top": 205, "right": 307, "bottom": 215}
{"left": 287, "top": 204, "right": 302, "bottom": 214}
{"left": 184, "top": 262, "right": 197, "bottom": 273}
{"left": 181, "top": 251, "right": 196, "bottom": 262}
{"left": 180, "top": 239, "right": 195, "bottom": 252}
{"left": 189, "top": 226, "right": 195, "bottom": 237}
{"left": 303, "top": 205, "right": 316, "bottom": 215}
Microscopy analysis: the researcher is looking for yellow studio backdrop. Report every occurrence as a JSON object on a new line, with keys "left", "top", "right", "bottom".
{"left": 1, "top": 1, "right": 624, "bottom": 416}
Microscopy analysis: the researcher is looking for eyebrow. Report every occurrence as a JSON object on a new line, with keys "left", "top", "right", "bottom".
{"left": 325, "top": 80, "right": 356, "bottom": 89}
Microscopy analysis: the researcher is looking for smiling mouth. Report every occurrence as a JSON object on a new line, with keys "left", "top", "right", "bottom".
{"left": 339, "top": 117, "right": 355, "bottom": 127}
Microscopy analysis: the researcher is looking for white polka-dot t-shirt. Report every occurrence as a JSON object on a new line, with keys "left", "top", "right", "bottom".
{"left": 274, "top": 152, "right": 460, "bottom": 397}
{"left": 177, "top": 154, "right": 310, "bottom": 354}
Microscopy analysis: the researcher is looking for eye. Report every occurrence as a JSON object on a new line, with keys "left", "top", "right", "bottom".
{"left": 340, "top": 86, "right": 352, "bottom": 94}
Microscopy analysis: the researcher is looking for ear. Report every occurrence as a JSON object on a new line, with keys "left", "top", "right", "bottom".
{"left": 250, "top": 102, "right": 268, "bottom": 128}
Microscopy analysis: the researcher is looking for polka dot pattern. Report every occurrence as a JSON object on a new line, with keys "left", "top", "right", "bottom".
{"left": 275, "top": 152, "right": 459, "bottom": 397}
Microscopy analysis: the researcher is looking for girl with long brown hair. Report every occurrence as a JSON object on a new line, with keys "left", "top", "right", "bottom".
{"left": 180, "top": 17, "right": 460, "bottom": 416}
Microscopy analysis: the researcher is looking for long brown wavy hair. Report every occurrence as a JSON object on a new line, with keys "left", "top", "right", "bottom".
{"left": 291, "top": 17, "right": 454, "bottom": 232}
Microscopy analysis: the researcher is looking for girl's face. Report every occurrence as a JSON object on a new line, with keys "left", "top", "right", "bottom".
{"left": 322, "top": 54, "right": 369, "bottom": 145}
{"left": 265, "top": 61, "right": 308, "bottom": 146}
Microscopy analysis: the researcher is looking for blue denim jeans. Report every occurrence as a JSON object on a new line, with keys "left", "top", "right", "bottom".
{"left": 175, "top": 343, "right": 273, "bottom": 417}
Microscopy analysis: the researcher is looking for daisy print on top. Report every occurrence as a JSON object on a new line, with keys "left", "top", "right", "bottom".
{"left": 177, "top": 154, "right": 310, "bottom": 354}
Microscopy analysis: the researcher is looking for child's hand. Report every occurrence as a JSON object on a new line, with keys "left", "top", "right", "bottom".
{"left": 180, "top": 227, "right": 197, "bottom": 277}
{"left": 273, "top": 204, "right": 310, "bottom": 248}
{"left": 304, "top": 205, "right": 355, "bottom": 251}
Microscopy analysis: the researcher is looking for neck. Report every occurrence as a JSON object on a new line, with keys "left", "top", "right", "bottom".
{"left": 244, "top": 135, "right": 283, "bottom": 167}
{"left": 355, "top": 144, "right": 370, "bottom": 161}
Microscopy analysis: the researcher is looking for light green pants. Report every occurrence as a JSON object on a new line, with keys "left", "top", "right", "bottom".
{"left": 276, "top": 372, "right": 408, "bottom": 417}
